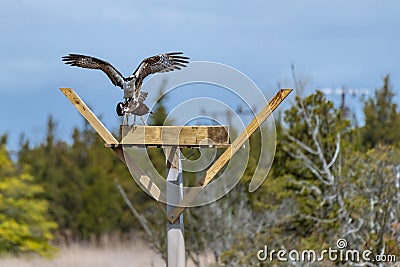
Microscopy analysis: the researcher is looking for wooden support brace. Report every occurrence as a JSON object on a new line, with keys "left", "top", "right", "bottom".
{"left": 59, "top": 88, "right": 166, "bottom": 204}
{"left": 167, "top": 89, "right": 293, "bottom": 223}
{"left": 60, "top": 88, "right": 119, "bottom": 145}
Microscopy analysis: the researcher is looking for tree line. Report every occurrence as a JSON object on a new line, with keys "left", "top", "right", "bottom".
{"left": 0, "top": 76, "right": 398, "bottom": 265}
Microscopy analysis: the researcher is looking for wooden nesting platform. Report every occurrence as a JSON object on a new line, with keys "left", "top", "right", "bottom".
{"left": 59, "top": 88, "right": 229, "bottom": 148}
{"left": 60, "top": 87, "right": 293, "bottom": 223}
{"left": 120, "top": 125, "right": 229, "bottom": 148}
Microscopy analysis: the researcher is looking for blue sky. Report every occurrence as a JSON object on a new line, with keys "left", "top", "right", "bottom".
{"left": 1, "top": 0, "right": 399, "bottom": 153}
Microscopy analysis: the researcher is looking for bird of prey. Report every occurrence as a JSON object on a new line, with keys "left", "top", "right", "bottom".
{"left": 116, "top": 91, "right": 152, "bottom": 125}
{"left": 62, "top": 52, "right": 189, "bottom": 124}
{"left": 63, "top": 52, "right": 189, "bottom": 99}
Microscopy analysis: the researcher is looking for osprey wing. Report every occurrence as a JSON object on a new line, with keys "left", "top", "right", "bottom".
{"left": 138, "top": 91, "right": 148, "bottom": 104}
{"left": 132, "top": 52, "right": 189, "bottom": 90}
{"left": 62, "top": 54, "right": 125, "bottom": 88}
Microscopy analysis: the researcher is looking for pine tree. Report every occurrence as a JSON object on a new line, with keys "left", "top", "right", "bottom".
{"left": 19, "top": 117, "right": 128, "bottom": 242}
{"left": 256, "top": 91, "right": 350, "bottom": 251}
{"left": 362, "top": 75, "right": 400, "bottom": 148}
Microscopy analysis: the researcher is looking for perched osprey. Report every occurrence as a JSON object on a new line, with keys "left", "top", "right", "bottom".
{"left": 62, "top": 52, "right": 189, "bottom": 125}
{"left": 116, "top": 91, "right": 152, "bottom": 125}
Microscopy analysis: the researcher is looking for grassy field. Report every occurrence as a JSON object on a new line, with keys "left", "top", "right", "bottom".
{"left": 0, "top": 241, "right": 165, "bottom": 267}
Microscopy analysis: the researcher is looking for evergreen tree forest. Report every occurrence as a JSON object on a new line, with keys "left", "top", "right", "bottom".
{"left": 0, "top": 76, "right": 399, "bottom": 265}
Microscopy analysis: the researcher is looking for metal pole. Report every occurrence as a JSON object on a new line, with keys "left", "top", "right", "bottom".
{"left": 165, "top": 146, "right": 185, "bottom": 267}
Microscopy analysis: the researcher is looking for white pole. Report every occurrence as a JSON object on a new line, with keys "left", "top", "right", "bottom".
{"left": 165, "top": 146, "right": 185, "bottom": 267}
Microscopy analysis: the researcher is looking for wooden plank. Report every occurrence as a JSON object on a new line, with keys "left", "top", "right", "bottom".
{"left": 121, "top": 125, "right": 229, "bottom": 147}
{"left": 60, "top": 88, "right": 119, "bottom": 145}
{"left": 167, "top": 89, "right": 293, "bottom": 223}
{"left": 113, "top": 146, "right": 166, "bottom": 210}
{"left": 60, "top": 88, "right": 166, "bottom": 205}
{"left": 110, "top": 146, "right": 165, "bottom": 201}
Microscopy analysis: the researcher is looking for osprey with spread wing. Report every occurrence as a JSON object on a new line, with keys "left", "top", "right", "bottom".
{"left": 62, "top": 52, "right": 189, "bottom": 125}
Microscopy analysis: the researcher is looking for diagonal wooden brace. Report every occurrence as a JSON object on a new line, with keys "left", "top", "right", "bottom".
{"left": 60, "top": 88, "right": 119, "bottom": 145}
{"left": 167, "top": 89, "right": 293, "bottom": 223}
{"left": 59, "top": 88, "right": 166, "bottom": 204}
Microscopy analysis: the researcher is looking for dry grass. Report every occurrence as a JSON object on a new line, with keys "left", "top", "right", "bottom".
{"left": 0, "top": 241, "right": 165, "bottom": 267}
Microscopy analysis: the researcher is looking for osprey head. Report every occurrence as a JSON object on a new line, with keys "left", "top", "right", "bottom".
{"left": 116, "top": 102, "right": 126, "bottom": 116}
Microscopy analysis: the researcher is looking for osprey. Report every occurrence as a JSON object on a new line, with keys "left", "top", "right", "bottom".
{"left": 62, "top": 52, "right": 189, "bottom": 124}
{"left": 116, "top": 91, "right": 153, "bottom": 125}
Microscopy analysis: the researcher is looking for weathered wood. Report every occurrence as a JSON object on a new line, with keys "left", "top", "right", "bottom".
{"left": 61, "top": 87, "right": 292, "bottom": 223}
{"left": 60, "top": 88, "right": 119, "bottom": 145}
{"left": 167, "top": 89, "right": 293, "bottom": 223}
{"left": 112, "top": 146, "right": 166, "bottom": 204}
{"left": 60, "top": 88, "right": 166, "bottom": 204}
{"left": 121, "top": 125, "right": 229, "bottom": 147}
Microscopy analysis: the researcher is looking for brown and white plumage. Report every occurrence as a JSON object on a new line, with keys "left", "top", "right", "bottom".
{"left": 129, "top": 91, "right": 151, "bottom": 125}
{"left": 62, "top": 52, "right": 189, "bottom": 100}
{"left": 116, "top": 91, "right": 152, "bottom": 125}
{"left": 129, "top": 91, "right": 151, "bottom": 116}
